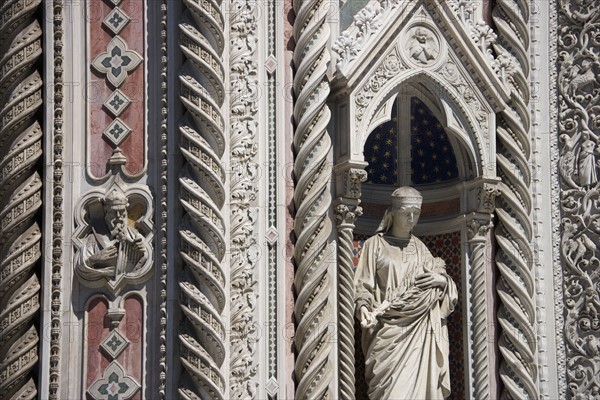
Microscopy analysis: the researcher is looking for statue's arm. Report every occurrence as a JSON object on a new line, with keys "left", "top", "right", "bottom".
{"left": 354, "top": 237, "right": 378, "bottom": 317}
{"left": 434, "top": 260, "right": 458, "bottom": 319}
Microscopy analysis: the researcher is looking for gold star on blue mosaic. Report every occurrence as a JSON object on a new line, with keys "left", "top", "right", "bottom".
{"left": 364, "top": 98, "right": 458, "bottom": 185}
{"left": 364, "top": 101, "right": 399, "bottom": 185}
{"left": 410, "top": 98, "right": 458, "bottom": 184}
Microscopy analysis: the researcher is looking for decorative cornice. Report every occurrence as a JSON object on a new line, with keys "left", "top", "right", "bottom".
{"left": 292, "top": 0, "right": 335, "bottom": 396}
{"left": 229, "top": 0, "right": 259, "bottom": 396}
{"left": 0, "top": 0, "right": 43, "bottom": 398}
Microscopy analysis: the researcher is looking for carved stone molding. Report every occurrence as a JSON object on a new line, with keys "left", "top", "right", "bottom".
{"left": 229, "top": 0, "right": 259, "bottom": 396}
{"left": 178, "top": 0, "right": 227, "bottom": 397}
{"left": 0, "top": 0, "right": 44, "bottom": 398}
{"left": 49, "top": 1, "right": 65, "bottom": 398}
{"left": 158, "top": 1, "right": 167, "bottom": 398}
{"left": 292, "top": 0, "right": 335, "bottom": 396}
{"left": 354, "top": 48, "right": 405, "bottom": 124}
{"left": 557, "top": 0, "right": 600, "bottom": 395}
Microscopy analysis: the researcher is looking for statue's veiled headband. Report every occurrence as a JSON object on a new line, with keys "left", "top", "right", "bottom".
{"left": 390, "top": 186, "right": 423, "bottom": 209}
{"left": 377, "top": 187, "right": 423, "bottom": 233}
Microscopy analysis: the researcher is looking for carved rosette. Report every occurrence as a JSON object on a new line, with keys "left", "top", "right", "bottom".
{"left": 229, "top": 0, "right": 259, "bottom": 397}
{"left": 292, "top": 0, "right": 335, "bottom": 396}
{"left": 334, "top": 167, "right": 366, "bottom": 400}
{"left": 467, "top": 218, "right": 493, "bottom": 400}
{"left": 0, "top": 0, "right": 43, "bottom": 398}
{"left": 178, "top": 0, "right": 227, "bottom": 398}
{"left": 557, "top": 0, "right": 600, "bottom": 397}
{"left": 492, "top": 0, "right": 537, "bottom": 397}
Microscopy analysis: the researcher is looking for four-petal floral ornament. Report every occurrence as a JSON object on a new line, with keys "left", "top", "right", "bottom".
{"left": 87, "top": 361, "right": 140, "bottom": 400}
{"left": 92, "top": 36, "right": 142, "bottom": 88}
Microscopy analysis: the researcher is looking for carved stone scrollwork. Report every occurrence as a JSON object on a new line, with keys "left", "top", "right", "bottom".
{"left": 557, "top": 1, "right": 600, "bottom": 393}
{"left": 333, "top": 0, "right": 403, "bottom": 69}
{"left": 0, "top": 1, "right": 44, "bottom": 398}
{"left": 73, "top": 176, "right": 154, "bottom": 293}
{"left": 292, "top": 0, "right": 335, "bottom": 396}
{"left": 229, "top": 0, "right": 259, "bottom": 395}
{"left": 341, "top": 168, "right": 368, "bottom": 200}
{"left": 477, "top": 183, "right": 501, "bottom": 214}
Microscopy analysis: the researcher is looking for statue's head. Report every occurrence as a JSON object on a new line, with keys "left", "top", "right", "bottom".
{"left": 414, "top": 28, "right": 428, "bottom": 43}
{"left": 103, "top": 187, "right": 128, "bottom": 236}
{"left": 377, "top": 187, "right": 423, "bottom": 235}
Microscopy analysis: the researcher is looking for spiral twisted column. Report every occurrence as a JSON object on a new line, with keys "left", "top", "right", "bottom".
{"left": 467, "top": 219, "right": 493, "bottom": 400}
{"left": 334, "top": 204, "right": 360, "bottom": 400}
{"left": 333, "top": 167, "right": 366, "bottom": 400}
{"left": 0, "top": 1, "right": 44, "bottom": 399}
{"left": 229, "top": 0, "right": 259, "bottom": 396}
{"left": 292, "top": 0, "right": 335, "bottom": 397}
{"left": 178, "top": 0, "right": 227, "bottom": 398}
{"left": 492, "top": 0, "right": 537, "bottom": 398}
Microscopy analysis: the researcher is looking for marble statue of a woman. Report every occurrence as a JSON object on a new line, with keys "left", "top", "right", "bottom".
{"left": 354, "top": 186, "right": 458, "bottom": 399}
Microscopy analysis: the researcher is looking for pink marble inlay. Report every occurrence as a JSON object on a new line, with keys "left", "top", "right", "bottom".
{"left": 86, "top": 297, "right": 110, "bottom": 399}
{"left": 89, "top": 0, "right": 145, "bottom": 177}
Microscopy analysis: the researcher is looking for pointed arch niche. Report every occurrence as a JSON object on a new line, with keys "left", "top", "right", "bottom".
{"left": 330, "top": 4, "right": 512, "bottom": 399}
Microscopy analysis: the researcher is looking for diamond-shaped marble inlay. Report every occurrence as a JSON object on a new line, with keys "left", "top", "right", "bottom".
{"left": 104, "top": 89, "right": 131, "bottom": 117}
{"left": 92, "top": 36, "right": 142, "bottom": 88}
{"left": 265, "top": 226, "right": 278, "bottom": 246}
{"left": 88, "top": 361, "right": 140, "bottom": 400}
{"left": 100, "top": 329, "right": 129, "bottom": 360}
{"left": 108, "top": 0, "right": 123, "bottom": 5}
{"left": 264, "top": 55, "right": 277, "bottom": 75}
{"left": 103, "top": 7, "right": 130, "bottom": 35}
{"left": 103, "top": 118, "right": 132, "bottom": 147}
{"left": 265, "top": 376, "right": 279, "bottom": 397}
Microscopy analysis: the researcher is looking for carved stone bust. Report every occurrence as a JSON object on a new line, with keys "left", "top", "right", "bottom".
{"left": 73, "top": 178, "right": 153, "bottom": 292}
{"left": 354, "top": 186, "right": 458, "bottom": 399}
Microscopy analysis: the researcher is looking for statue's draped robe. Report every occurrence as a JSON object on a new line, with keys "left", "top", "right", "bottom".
{"left": 355, "top": 234, "right": 458, "bottom": 399}
{"left": 77, "top": 226, "right": 146, "bottom": 279}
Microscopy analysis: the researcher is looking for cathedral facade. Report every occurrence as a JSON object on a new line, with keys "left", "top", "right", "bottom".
{"left": 0, "top": 0, "right": 596, "bottom": 399}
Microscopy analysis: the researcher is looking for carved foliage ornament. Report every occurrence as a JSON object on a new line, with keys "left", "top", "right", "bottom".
{"left": 558, "top": 0, "right": 600, "bottom": 396}
{"left": 73, "top": 176, "right": 154, "bottom": 293}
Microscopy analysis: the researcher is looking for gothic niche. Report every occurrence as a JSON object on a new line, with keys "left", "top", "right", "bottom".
{"left": 73, "top": 177, "right": 154, "bottom": 293}
{"left": 352, "top": 94, "right": 468, "bottom": 399}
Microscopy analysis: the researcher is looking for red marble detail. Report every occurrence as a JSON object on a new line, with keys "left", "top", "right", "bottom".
{"left": 353, "top": 231, "right": 465, "bottom": 400}
{"left": 117, "top": 295, "right": 144, "bottom": 400}
{"left": 86, "top": 297, "right": 110, "bottom": 399}
{"left": 89, "top": 0, "right": 145, "bottom": 177}
{"left": 85, "top": 295, "right": 144, "bottom": 400}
